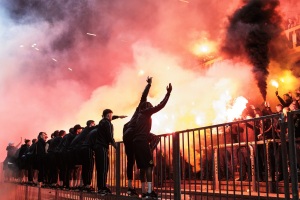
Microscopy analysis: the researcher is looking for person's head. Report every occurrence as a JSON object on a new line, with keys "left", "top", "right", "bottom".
{"left": 86, "top": 120, "right": 95, "bottom": 127}
{"left": 73, "top": 124, "right": 83, "bottom": 135}
{"left": 254, "top": 108, "right": 262, "bottom": 118}
{"left": 32, "top": 138, "right": 37, "bottom": 144}
{"left": 289, "top": 100, "right": 299, "bottom": 111}
{"left": 8, "top": 142, "right": 14, "bottom": 147}
{"left": 275, "top": 104, "right": 283, "bottom": 113}
{"left": 52, "top": 130, "right": 59, "bottom": 138}
{"left": 283, "top": 94, "right": 291, "bottom": 101}
{"left": 38, "top": 132, "right": 48, "bottom": 141}
{"left": 102, "top": 109, "right": 113, "bottom": 121}
{"left": 24, "top": 139, "right": 31, "bottom": 146}
{"left": 59, "top": 130, "right": 66, "bottom": 137}
{"left": 140, "top": 102, "right": 153, "bottom": 110}
{"left": 69, "top": 127, "right": 74, "bottom": 134}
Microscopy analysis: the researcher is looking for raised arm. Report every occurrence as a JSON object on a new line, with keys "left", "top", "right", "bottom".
{"left": 140, "top": 76, "right": 152, "bottom": 104}
{"left": 275, "top": 91, "right": 288, "bottom": 107}
{"left": 142, "top": 83, "right": 172, "bottom": 116}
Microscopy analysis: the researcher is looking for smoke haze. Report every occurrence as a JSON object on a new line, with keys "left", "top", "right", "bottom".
{"left": 0, "top": 0, "right": 299, "bottom": 161}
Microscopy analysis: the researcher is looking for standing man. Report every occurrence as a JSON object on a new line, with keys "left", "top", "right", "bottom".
{"left": 95, "top": 109, "right": 117, "bottom": 196}
{"left": 36, "top": 132, "right": 48, "bottom": 187}
{"left": 123, "top": 76, "right": 152, "bottom": 196}
{"left": 133, "top": 83, "right": 172, "bottom": 199}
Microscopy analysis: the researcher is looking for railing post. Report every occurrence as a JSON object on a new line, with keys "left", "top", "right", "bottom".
{"left": 172, "top": 132, "right": 181, "bottom": 200}
{"left": 279, "top": 117, "right": 290, "bottom": 200}
{"left": 115, "top": 142, "right": 121, "bottom": 196}
{"left": 249, "top": 145, "right": 256, "bottom": 192}
{"left": 287, "top": 112, "right": 299, "bottom": 200}
{"left": 213, "top": 148, "right": 219, "bottom": 190}
{"left": 25, "top": 185, "right": 28, "bottom": 200}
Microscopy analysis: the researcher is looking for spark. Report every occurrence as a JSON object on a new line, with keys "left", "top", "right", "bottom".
{"left": 52, "top": 58, "right": 57, "bottom": 62}
{"left": 179, "top": 0, "right": 189, "bottom": 3}
{"left": 138, "top": 70, "right": 145, "bottom": 76}
{"left": 32, "top": 44, "right": 37, "bottom": 47}
{"left": 68, "top": 68, "right": 73, "bottom": 71}
{"left": 20, "top": 45, "right": 24, "bottom": 48}
{"left": 35, "top": 48, "right": 39, "bottom": 51}
{"left": 87, "top": 33, "right": 97, "bottom": 36}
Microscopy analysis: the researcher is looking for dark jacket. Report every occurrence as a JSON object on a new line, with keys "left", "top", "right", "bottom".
{"left": 56, "top": 133, "right": 76, "bottom": 153}
{"left": 18, "top": 144, "right": 30, "bottom": 159}
{"left": 133, "top": 92, "right": 171, "bottom": 142}
{"left": 36, "top": 138, "right": 46, "bottom": 156}
{"left": 82, "top": 127, "right": 98, "bottom": 150}
{"left": 95, "top": 118, "right": 115, "bottom": 149}
{"left": 123, "top": 83, "right": 151, "bottom": 141}
{"left": 48, "top": 136, "right": 63, "bottom": 153}
{"left": 69, "top": 126, "right": 96, "bottom": 151}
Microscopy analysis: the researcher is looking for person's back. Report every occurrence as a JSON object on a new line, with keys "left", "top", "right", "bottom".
{"left": 133, "top": 83, "right": 172, "bottom": 199}
{"left": 134, "top": 85, "right": 172, "bottom": 142}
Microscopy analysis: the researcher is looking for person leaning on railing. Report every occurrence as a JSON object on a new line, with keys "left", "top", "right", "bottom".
{"left": 133, "top": 83, "right": 172, "bottom": 199}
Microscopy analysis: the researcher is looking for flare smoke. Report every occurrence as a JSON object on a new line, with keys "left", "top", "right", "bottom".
{"left": 222, "top": 0, "right": 282, "bottom": 101}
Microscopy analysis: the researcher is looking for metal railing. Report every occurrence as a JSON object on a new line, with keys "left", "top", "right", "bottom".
{"left": 1, "top": 110, "right": 300, "bottom": 199}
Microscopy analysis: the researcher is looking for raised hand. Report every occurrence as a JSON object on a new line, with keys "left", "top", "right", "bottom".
{"left": 147, "top": 76, "right": 153, "bottom": 84}
{"left": 167, "top": 83, "right": 172, "bottom": 93}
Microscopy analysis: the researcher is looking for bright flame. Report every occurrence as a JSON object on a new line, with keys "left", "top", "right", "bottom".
{"left": 227, "top": 96, "right": 248, "bottom": 122}
{"left": 190, "top": 39, "right": 216, "bottom": 56}
{"left": 213, "top": 92, "right": 248, "bottom": 124}
{"left": 196, "top": 113, "right": 205, "bottom": 126}
{"left": 270, "top": 79, "right": 279, "bottom": 88}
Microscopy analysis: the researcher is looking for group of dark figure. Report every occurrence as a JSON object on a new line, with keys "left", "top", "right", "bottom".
{"left": 3, "top": 77, "right": 172, "bottom": 199}
{"left": 201, "top": 89, "right": 300, "bottom": 182}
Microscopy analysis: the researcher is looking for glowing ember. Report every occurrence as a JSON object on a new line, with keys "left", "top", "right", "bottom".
{"left": 87, "top": 33, "right": 97, "bottom": 36}
{"left": 68, "top": 68, "right": 73, "bottom": 71}
{"left": 35, "top": 48, "right": 39, "bottom": 51}
{"left": 19, "top": 45, "right": 24, "bottom": 48}
{"left": 52, "top": 58, "right": 57, "bottom": 62}
{"left": 179, "top": 0, "right": 189, "bottom": 3}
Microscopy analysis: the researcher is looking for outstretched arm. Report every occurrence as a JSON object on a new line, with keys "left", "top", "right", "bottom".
{"left": 112, "top": 115, "right": 127, "bottom": 120}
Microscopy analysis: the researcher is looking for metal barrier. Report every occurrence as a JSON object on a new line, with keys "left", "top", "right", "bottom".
{"left": 1, "top": 111, "right": 300, "bottom": 199}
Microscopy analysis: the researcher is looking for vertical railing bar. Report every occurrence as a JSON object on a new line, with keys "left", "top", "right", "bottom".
{"left": 115, "top": 142, "right": 120, "bottom": 195}
{"left": 182, "top": 132, "right": 185, "bottom": 200}
{"left": 173, "top": 132, "right": 181, "bottom": 200}
{"left": 287, "top": 111, "right": 299, "bottom": 200}
{"left": 192, "top": 130, "right": 196, "bottom": 200}
{"left": 187, "top": 130, "right": 191, "bottom": 196}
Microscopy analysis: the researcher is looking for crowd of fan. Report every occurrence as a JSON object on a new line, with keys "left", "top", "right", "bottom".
{"left": 3, "top": 86, "right": 300, "bottom": 193}
{"left": 201, "top": 88, "right": 300, "bottom": 182}
{"left": 2, "top": 117, "right": 126, "bottom": 194}
{"left": 2, "top": 77, "right": 170, "bottom": 200}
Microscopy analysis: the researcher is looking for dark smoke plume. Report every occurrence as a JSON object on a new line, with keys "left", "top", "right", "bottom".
{"left": 222, "top": 0, "right": 282, "bottom": 100}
